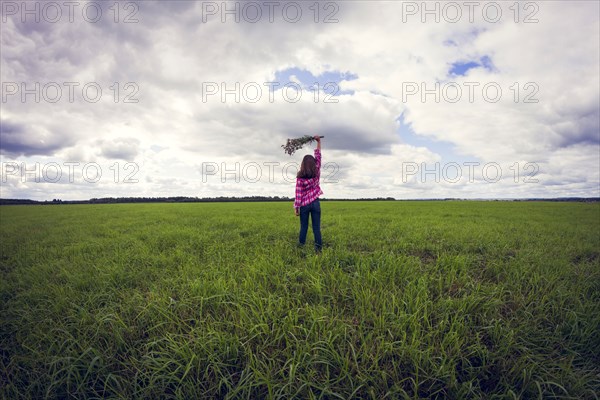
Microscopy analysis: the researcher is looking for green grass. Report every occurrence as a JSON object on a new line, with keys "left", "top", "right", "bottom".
{"left": 1, "top": 201, "right": 599, "bottom": 399}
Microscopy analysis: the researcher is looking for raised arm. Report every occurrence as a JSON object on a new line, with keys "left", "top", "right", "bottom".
{"left": 313, "top": 136, "right": 322, "bottom": 178}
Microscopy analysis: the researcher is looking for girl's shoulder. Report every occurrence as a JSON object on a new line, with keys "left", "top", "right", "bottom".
{"left": 296, "top": 176, "right": 314, "bottom": 183}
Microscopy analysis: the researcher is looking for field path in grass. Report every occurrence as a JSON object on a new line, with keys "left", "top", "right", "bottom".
{"left": 1, "top": 201, "right": 599, "bottom": 398}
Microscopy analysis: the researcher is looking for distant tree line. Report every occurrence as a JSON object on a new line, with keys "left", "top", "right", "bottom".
{"left": 0, "top": 196, "right": 398, "bottom": 205}
{"left": 1, "top": 197, "right": 598, "bottom": 205}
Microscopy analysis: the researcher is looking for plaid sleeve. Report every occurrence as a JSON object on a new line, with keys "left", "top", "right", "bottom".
{"left": 294, "top": 179, "right": 302, "bottom": 208}
{"left": 314, "top": 148, "right": 321, "bottom": 179}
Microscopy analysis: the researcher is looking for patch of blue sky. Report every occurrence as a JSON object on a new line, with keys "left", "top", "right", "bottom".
{"left": 272, "top": 67, "right": 358, "bottom": 95}
{"left": 449, "top": 55, "right": 495, "bottom": 76}
{"left": 396, "top": 114, "right": 480, "bottom": 165}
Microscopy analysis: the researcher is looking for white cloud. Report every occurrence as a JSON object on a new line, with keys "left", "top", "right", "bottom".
{"left": 1, "top": 1, "right": 598, "bottom": 200}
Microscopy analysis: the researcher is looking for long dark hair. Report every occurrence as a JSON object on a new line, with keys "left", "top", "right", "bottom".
{"left": 297, "top": 154, "right": 317, "bottom": 179}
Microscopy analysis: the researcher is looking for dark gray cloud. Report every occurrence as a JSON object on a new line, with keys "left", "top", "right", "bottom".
{"left": 0, "top": 119, "right": 72, "bottom": 156}
{"left": 556, "top": 110, "right": 600, "bottom": 148}
{"left": 318, "top": 125, "right": 393, "bottom": 155}
{"left": 97, "top": 137, "right": 140, "bottom": 160}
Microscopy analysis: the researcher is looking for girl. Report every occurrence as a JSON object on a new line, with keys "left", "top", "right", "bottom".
{"left": 294, "top": 135, "right": 323, "bottom": 252}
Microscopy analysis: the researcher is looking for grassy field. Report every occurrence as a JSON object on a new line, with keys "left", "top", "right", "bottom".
{"left": 1, "top": 201, "right": 599, "bottom": 399}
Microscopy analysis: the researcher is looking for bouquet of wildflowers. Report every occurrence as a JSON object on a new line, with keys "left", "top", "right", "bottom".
{"left": 281, "top": 135, "right": 324, "bottom": 156}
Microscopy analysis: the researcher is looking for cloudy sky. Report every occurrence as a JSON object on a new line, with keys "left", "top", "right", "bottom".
{"left": 1, "top": 1, "right": 599, "bottom": 200}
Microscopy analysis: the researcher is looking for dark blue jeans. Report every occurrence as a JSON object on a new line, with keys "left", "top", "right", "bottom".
{"left": 299, "top": 199, "right": 322, "bottom": 251}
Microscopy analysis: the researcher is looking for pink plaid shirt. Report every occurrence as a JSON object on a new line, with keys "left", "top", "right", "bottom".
{"left": 294, "top": 149, "right": 323, "bottom": 208}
